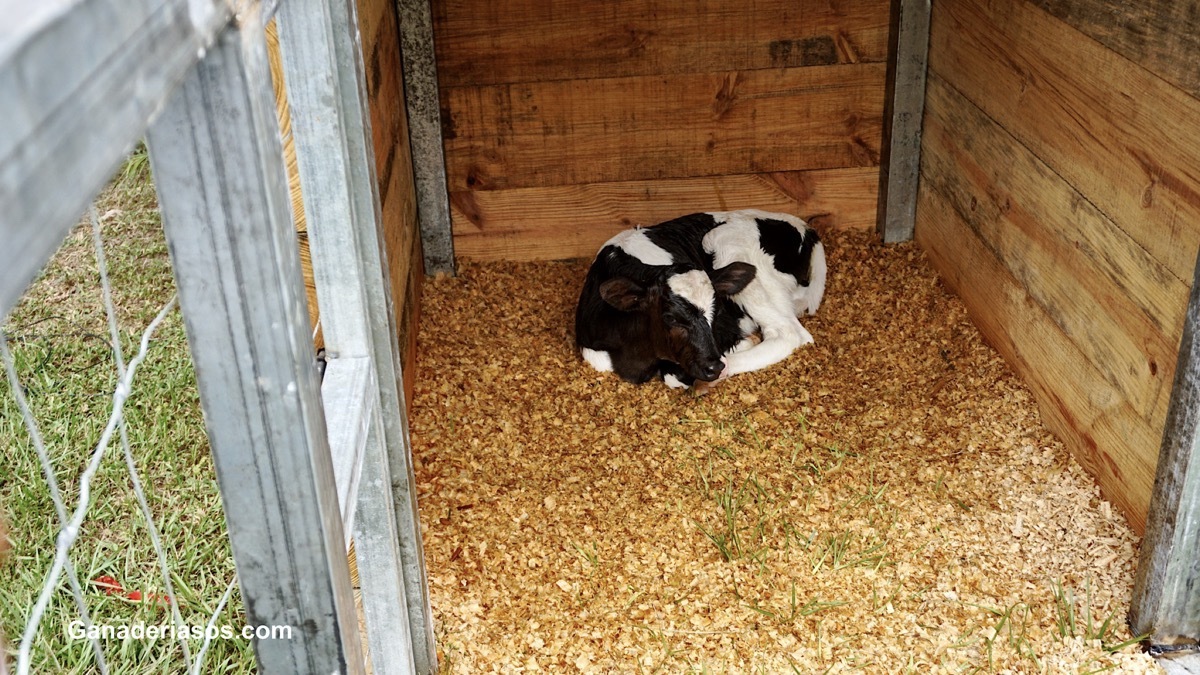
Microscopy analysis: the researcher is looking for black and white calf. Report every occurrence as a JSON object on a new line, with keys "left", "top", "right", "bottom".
{"left": 574, "top": 213, "right": 758, "bottom": 385}
{"left": 575, "top": 209, "right": 826, "bottom": 387}
{"left": 705, "top": 209, "right": 826, "bottom": 379}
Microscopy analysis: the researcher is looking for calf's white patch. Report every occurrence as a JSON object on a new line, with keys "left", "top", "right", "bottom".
{"left": 581, "top": 348, "right": 613, "bottom": 372}
{"left": 607, "top": 228, "right": 673, "bottom": 266}
{"left": 663, "top": 373, "right": 688, "bottom": 389}
{"left": 667, "top": 269, "right": 715, "bottom": 323}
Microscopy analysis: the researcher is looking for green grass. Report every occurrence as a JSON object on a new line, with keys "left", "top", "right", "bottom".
{"left": 688, "top": 409, "right": 1124, "bottom": 674}
{"left": 1050, "top": 578, "right": 1147, "bottom": 654}
{"left": 688, "top": 413, "right": 894, "bottom": 578}
{"left": 0, "top": 158, "right": 254, "bottom": 673}
{"left": 935, "top": 580, "right": 1147, "bottom": 673}
{"left": 743, "top": 582, "right": 846, "bottom": 626}
{"left": 570, "top": 540, "right": 600, "bottom": 568}
{"left": 962, "top": 601, "right": 1039, "bottom": 671}
{"left": 676, "top": 412, "right": 1152, "bottom": 673}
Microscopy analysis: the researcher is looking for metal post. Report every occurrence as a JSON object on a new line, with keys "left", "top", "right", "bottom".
{"left": 1131, "top": 248, "right": 1200, "bottom": 650}
{"left": 146, "top": 10, "right": 367, "bottom": 674}
{"left": 875, "top": 0, "right": 931, "bottom": 243}
{"left": 276, "top": 0, "right": 437, "bottom": 671}
{"left": 397, "top": 0, "right": 455, "bottom": 275}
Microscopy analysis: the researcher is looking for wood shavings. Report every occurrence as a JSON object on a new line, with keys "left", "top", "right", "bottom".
{"left": 410, "top": 230, "right": 1160, "bottom": 673}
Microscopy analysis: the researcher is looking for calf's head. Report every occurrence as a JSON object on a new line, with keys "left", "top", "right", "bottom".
{"left": 598, "top": 263, "right": 756, "bottom": 382}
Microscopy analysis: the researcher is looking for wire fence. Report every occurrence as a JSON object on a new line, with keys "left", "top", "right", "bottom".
{"left": 3, "top": 2, "right": 435, "bottom": 672}
{"left": 1, "top": 203, "right": 248, "bottom": 674}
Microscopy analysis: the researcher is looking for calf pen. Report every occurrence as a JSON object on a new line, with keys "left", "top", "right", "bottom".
{"left": 402, "top": 0, "right": 1200, "bottom": 670}
{"left": 4, "top": 0, "right": 1199, "bottom": 672}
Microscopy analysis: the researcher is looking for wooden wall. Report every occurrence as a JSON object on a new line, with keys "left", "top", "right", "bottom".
{"left": 431, "top": 0, "right": 891, "bottom": 262}
{"left": 359, "top": 0, "right": 424, "bottom": 407}
{"left": 915, "top": 0, "right": 1200, "bottom": 532}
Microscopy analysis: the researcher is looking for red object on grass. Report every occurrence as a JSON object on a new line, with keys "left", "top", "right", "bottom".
{"left": 91, "top": 575, "right": 174, "bottom": 606}
{"left": 92, "top": 575, "right": 123, "bottom": 595}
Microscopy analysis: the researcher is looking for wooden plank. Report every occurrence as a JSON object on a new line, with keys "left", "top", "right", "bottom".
{"left": 1027, "top": 0, "right": 1200, "bottom": 102}
{"left": 367, "top": 0, "right": 421, "bottom": 415}
{"left": 367, "top": 1, "right": 420, "bottom": 313}
{"left": 0, "top": 0, "right": 231, "bottom": 319}
{"left": 451, "top": 167, "right": 879, "bottom": 262}
{"left": 929, "top": 0, "right": 1200, "bottom": 285}
{"left": 383, "top": 167, "right": 420, "bottom": 319}
{"left": 381, "top": 166, "right": 414, "bottom": 306}
{"left": 146, "top": 15, "right": 366, "bottom": 672}
{"left": 363, "top": 0, "right": 402, "bottom": 180}
{"left": 875, "top": 0, "right": 930, "bottom": 243}
{"left": 398, "top": 0, "right": 455, "bottom": 275}
{"left": 277, "top": 0, "right": 437, "bottom": 669}
{"left": 363, "top": 0, "right": 422, "bottom": 419}
{"left": 442, "top": 63, "right": 885, "bottom": 191}
{"left": 431, "top": 0, "right": 889, "bottom": 87}
{"left": 1132, "top": 247, "right": 1200, "bottom": 646}
{"left": 356, "top": 0, "right": 390, "bottom": 61}
{"left": 921, "top": 75, "right": 1186, "bottom": 427}
{"left": 916, "top": 184, "right": 1158, "bottom": 532}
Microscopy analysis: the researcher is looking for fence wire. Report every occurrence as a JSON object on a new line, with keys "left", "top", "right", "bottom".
{"left": 1, "top": 207, "right": 239, "bottom": 674}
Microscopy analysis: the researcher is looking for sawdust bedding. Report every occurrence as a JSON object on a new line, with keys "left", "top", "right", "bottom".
{"left": 409, "top": 228, "right": 1160, "bottom": 674}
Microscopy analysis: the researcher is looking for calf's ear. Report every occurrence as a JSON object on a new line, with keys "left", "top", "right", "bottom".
{"left": 712, "top": 262, "right": 756, "bottom": 296}
{"left": 600, "top": 277, "right": 650, "bottom": 311}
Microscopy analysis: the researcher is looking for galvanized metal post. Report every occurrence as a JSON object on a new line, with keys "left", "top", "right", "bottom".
{"left": 276, "top": 0, "right": 437, "bottom": 671}
{"left": 146, "top": 11, "right": 367, "bottom": 674}
{"left": 875, "top": 0, "right": 932, "bottom": 243}
{"left": 1131, "top": 249, "right": 1200, "bottom": 650}
{"left": 397, "top": 0, "right": 456, "bottom": 275}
